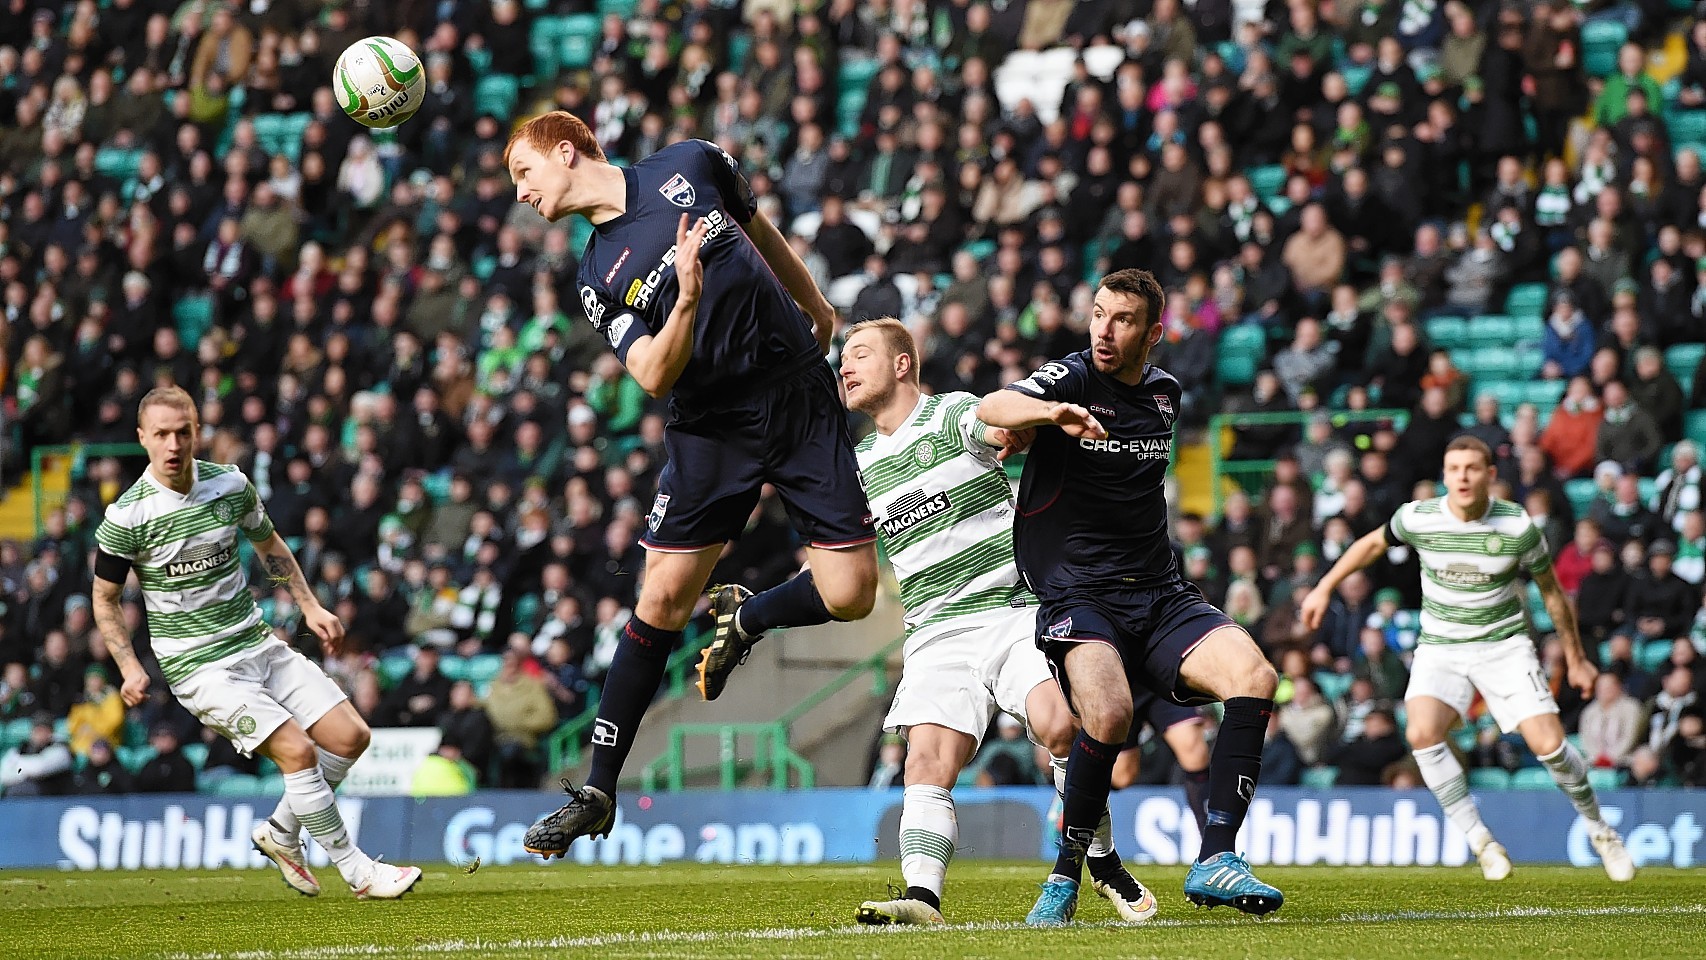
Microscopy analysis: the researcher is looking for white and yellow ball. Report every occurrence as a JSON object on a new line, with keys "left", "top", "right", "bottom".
{"left": 333, "top": 36, "right": 426, "bottom": 129}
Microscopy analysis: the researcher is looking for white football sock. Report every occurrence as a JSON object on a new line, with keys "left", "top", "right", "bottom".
{"left": 1538, "top": 741, "right": 1606, "bottom": 829}
{"left": 1414, "top": 742, "right": 1494, "bottom": 851}
{"left": 899, "top": 784, "right": 956, "bottom": 900}
{"left": 271, "top": 748, "right": 359, "bottom": 844}
{"left": 283, "top": 766, "right": 374, "bottom": 886}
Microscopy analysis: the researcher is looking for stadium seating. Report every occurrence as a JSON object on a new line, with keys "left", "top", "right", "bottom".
{"left": 1666, "top": 344, "right": 1705, "bottom": 387}
{"left": 1215, "top": 324, "right": 1265, "bottom": 387}
{"left": 1247, "top": 164, "right": 1287, "bottom": 203}
{"left": 1686, "top": 409, "right": 1706, "bottom": 446}
{"left": 1503, "top": 284, "right": 1549, "bottom": 319}
{"left": 211, "top": 774, "right": 264, "bottom": 796}
{"left": 1581, "top": 20, "right": 1627, "bottom": 77}
{"left": 1564, "top": 477, "right": 1601, "bottom": 518}
{"left": 1468, "top": 768, "right": 1512, "bottom": 790}
{"left": 475, "top": 74, "right": 522, "bottom": 122}
{"left": 1426, "top": 315, "right": 1469, "bottom": 350}
{"left": 1510, "top": 768, "right": 1554, "bottom": 790}
{"left": 1300, "top": 766, "right": 1340, "bottom": 788}
{"left": 1669, "top": 110, "right": 1706, "bottom": 147}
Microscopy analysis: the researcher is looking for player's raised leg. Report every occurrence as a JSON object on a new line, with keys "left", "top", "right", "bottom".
{"left": 1027, "top": 638, "right": 1131, "bottom": 927}
{"left": 254, "top": 701, "right": 372, "bottom": 895}
{"left": 1520, "top": 706, "right": 1634, "bottom": 881}
{"left": 527, "top": 545, "right": 721, "bottom": 857}
{"left": 1175, "top": 624, "right": 1284, "bottom": 914}
{"left": 1030, "top": 681, "right": 1156, "bottom": 923}
{"left": 857, "top": 723, "right": 969, "bottom": 926}
{"left": 263, "top": 719, "right": 420, "bottom": 898}
{"left": 1405, "top": 694, "right": 1511, "bottom": 880}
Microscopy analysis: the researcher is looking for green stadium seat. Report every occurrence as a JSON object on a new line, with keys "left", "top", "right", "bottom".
{"left": 116, "top": 746, "right": 156, "bottom": 773}
{"left": 1564, "top": 477, "right": 1601, "bottom": 519}
{"left": 466, "top": 654, "right": 504, "bottom": 686}
{"left": 1527, "top": 580, "right": 1552, "bottom": 633}
{"left": 472, "top": 255, "right": 497, "bottom": 281}
{"left": 1510, "top": 768, "right": 1554, "bottom": 790}
{"left": 558, "top": 14, "right": 601, "bottom": 70}
{"left": 1471, "top": 347, "right": 1518, "bottom": 379}
{"left": 173, "top": 295, "right": 215, "bottom": 345}
{"left": 1665, "top": 343, "right": 1705, "bottom": 387}
{"left": 1247, "top": 164, "right": 1287, "bottom": 202}
{"left": 529, "top": 18, "right": 562, "bottom": 84}
{"left": 727, "top": 32, "right": 753, "bottom": 73}
{"left": 123, "top": 718, "right": 149, "bottom": 747}
{"left": 1426, "top": 315, "right": 1469, "bottom": 349}
{"left": 258, "top": 774, "right": 287, "bottom": 796}
{"left": 1581, "top": 20, "right": 1626, "bottom": 78}
{"left": 1512, "top": 315, "right": 1546, "bottom": 343}
{"left": 1503, "top": 283, "right": 1549, "bottom": 319}
{"left": 1668, "top": 110, "right": 1706, "bottom": 146}
{"left": 1300, "top": 766, "right": 1340, "bottom": 789}
{"left": 1341, "top": 63, "right": 1373, "bottom": 97}
{"left": 183, "top": 743, "right": 209, "bottom": 771}
{"left": 1468, "top": 768, "right": 1511, "bottom": 790}
{"left": 836, "top": 89, "right": 867, "bottom": 139}
{"left": 838, "top": 57, "right": 880, "bottom": 97}
{"left": 1481, "top": 379, "right": 1524, "bottom": 412}
{"left": 1, "top": 717, "right": 32, "bottom": 752}
{"left": 465, "top": 46, "right": 493, "bottom": 79}
{"left": 1313, "top": 670, "right": 1353, "bottom": 703}
{"left": 1637, "top": 640, "right": 1674, "bottom": 675}
{"left": 1686, "top": 410, "right": 1706, "bottom": 446}
{"left": 1523, "top": 379, "right": 1565, "bottom": 409}
{"left": 597, "top": 0, "right": 638, "bottom": 16}
{"left": 94, "top": 147, "right": 142, "bottom": 180}
{"left": 474, "top": 73, "right": 521, "bottom": 122}
{"left": 1637, "top": 476, "right": 1656, "bottom": 504}
{"left": 378, "top": 656, "right": 413, "bottom": 689}
{"left": 212, "top": 774, "right": 264, "bottom": 796}
{"left": 1512, "top": 347, "right": 1545, "bottom": 378}
{"left": 1588, "top": 768, "right": 1623, "bottom": 791}
{"left": 257, "top": 756, "right": 279, "bottom": 777}
{"left": 1470, "top": 315, "right": 1517, "bottom": 347}
{"left": 441, "top": 655, "right": 470, "bottom": 682}
{"left": 1216, "top": 324, "right": 1266, "bottom": 387}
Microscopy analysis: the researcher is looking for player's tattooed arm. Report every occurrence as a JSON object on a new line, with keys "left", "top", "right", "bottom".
{"left": 1531, "top": 565, "right": 1598, "bottom": 697}
{"left": 254, "top": 533, "right": 349, "bottom": 654}
{"left": 91, "top": 576, "right": 149, "bottom": 706}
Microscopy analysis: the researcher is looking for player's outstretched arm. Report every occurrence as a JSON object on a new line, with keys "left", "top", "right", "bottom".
{"left": 625, "top": 213, "right": 707, "bottom": 397}
{"left": 253, "top": 532, "right": 348, "bottom": 656}
{"left": 90, "top": 575, "right": 149, "bottom": 707}
{"left": 977, "top": 390, "right": 1107, "bottom": 438}
{"left": 1531, "top": 565, "right": 1598, "bottom": 697}
{"left": 743, "top": 208, "right": 836, "bottom": 353}
{"left": 1301, "top": 526, "right": 1389, "bottom": 630}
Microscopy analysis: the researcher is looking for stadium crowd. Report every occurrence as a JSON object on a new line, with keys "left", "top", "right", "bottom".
{"left": 4, "top": 0, "right": 1706, "bottom": 798}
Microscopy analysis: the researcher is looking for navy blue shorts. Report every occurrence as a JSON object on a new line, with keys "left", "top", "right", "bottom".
{"left": 1037, "top": 579, "right": 1236, "bottom": 710}
{"left": 642, "top": 362, "right": 876, "bottom": 552}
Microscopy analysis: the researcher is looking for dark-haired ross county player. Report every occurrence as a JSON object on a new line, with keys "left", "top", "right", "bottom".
{"left": 977, "top": 268, "right": 1284, "bottom": 925}
{"left": 504, "top": 112, "right": 878, "bottom": 857}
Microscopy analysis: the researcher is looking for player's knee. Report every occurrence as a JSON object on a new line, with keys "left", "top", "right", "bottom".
{"left": 1032, "top": 710, "right": 1077, "bottom": 757}
{"left": 344, "top": 718, "right": 372, "bottom": 757}
{"left": 267, "top": 731, "right": 319, "bottom": 772}
{"left": 635, "top": 583, "right": 696, "bottom": 631}
{"left": 822, "top": 578, "right": 877, "bottom": 622}
{"left": 1406, "top": 727, "right": 1446, "bottom": 751}
{"left": 1082, "top": 701, "right": 1132, "bottom": 746}
{"left": 903, "top": 749, "right": 959, "bottom": 789}
{"left": 1245, "top": 661, "right": 1279, "bottom": 700}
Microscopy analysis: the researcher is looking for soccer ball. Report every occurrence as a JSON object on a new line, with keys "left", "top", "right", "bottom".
{"left": 333, "top": 36, "right": 425, "bottom": 129}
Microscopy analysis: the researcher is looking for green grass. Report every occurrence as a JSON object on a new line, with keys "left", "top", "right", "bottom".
{"left": 3, "top": 862, "right": 1702, "bottom": 959}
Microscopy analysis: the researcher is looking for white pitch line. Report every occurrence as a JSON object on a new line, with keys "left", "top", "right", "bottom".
{"left": 159, "top": 903, "right": 1706, "bottom": 960}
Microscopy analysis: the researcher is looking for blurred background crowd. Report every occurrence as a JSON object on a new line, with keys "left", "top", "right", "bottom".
{"left": 3, "top": 0, "right": 1706, "bottom": 798}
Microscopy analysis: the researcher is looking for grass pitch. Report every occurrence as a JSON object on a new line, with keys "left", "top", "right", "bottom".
{"left": 3, "top": 861, "right": 1701, "bottom": 960}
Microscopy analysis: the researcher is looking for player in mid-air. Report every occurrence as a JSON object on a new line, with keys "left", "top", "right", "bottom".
{"left": 1302, "top": 436, "right": 1634, "bottom": 882}
{"left": 839, "top": 318, "right": 1160, "bottom": 926}
{"left": 91, "top": 386, "right": 420, "bottom": 899}
{"left": 978, "top": 269, "right": 1284, "bottom": 925}
{"left": 504, "top": 113, "right": 879, "bottom": 856}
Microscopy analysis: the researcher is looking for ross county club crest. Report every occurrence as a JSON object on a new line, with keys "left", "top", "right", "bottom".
{"left": 913, "top": 439, "right": 937, "bottom": 467}
{"left": 659, "top": 173, "right": 696, "bottom": 208}
{"left": 647, "top": 493, "right": 671, "bottom": 533}
{"left": 1154, "top": 394, "right": 1175, "bottom": 427}
{"left": 1045, "top": 616, "right": 1074, "bottom": 639}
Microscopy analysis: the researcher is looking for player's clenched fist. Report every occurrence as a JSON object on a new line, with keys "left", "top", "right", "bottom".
{"left": 1298, "top": 585, "right": 1332, "bottom": 631}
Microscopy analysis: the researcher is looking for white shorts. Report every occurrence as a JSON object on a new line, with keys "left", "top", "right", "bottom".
{"left": 883, "top": 608, "right": 1054, "bottom": 750}
{"left": 1405, "top": 634, "right": 1559, "bottom": 733}
{"left": 169, "top": 641, "right": 349, "bottom": 756}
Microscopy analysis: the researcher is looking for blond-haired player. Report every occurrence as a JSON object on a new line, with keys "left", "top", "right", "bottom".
{"left": 91, "top": 386, "right": 420, "bottom": 899}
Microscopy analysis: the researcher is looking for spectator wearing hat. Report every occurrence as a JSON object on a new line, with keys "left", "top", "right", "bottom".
{"left": 134, "top": 725, "right": 198, "bottom": 794}
{"left": 70, "top": 738, "right": 135, "bottom": 795}
{"left": 0, "top": 716, "right": 73, "bottom": 797}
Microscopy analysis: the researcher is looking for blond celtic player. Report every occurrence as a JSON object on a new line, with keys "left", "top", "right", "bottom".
{"left": 839, "top": 319, "right": 1156, "bottom": 926}
{"left": 1302, "top": 435, "right": 1634, "bottom": 882}
{"left": 90, "top": 386, "right": 421, "bottom": 899}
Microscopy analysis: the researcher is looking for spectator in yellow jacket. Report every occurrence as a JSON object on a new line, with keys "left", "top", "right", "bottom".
{"left": 67, "top": 666, "right": 124, "bottom": 758}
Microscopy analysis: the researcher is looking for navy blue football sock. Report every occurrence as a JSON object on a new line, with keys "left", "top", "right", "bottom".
{"left": 585, "top": 617, "right": 680, "bottom": 796}
{"left": 1183, "top": 767, "right": 1210, "bottom": 834}
{"left": 735, "top": 569, "right": 838, "bottom": 637}
{"left": 1051, "top": 731, "right": 1120, "bottom": 882}
{"left": 1199, "top": 697, "right": 1271, "bottom": 861}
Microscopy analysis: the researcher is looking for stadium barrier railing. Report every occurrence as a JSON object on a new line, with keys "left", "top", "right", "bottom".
{"left": 639, "top": 632, "right": 905, "bottom": 791}
{"left": 1207, "top": 408, "right": 1412, "bottom": 518}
